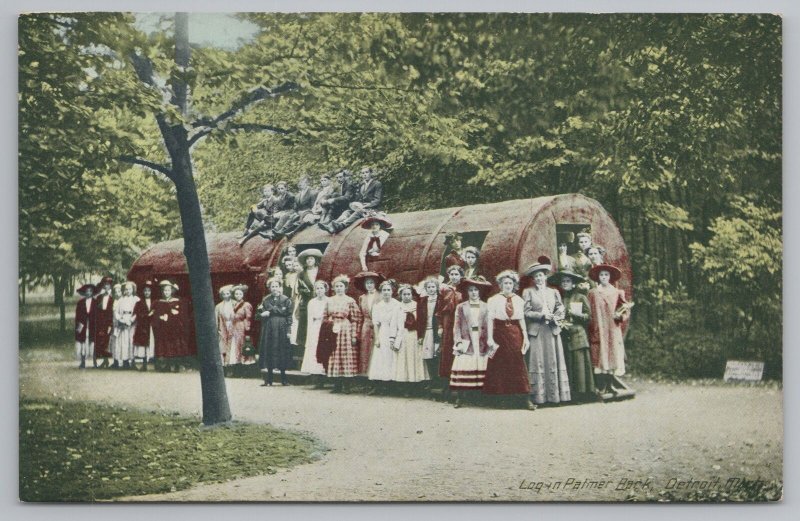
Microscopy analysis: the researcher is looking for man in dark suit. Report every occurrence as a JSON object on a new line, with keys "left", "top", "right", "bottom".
{"left": 324, "top": 167, "right": 384, "bottom": 233}
{"left": 318, "top": 169, "right": 357, "bottom": 232}
{"left": 273, "top": 175, "right": 319, "bottom": 238}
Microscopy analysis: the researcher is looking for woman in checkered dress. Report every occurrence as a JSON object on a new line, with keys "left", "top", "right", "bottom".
{"left": 321, "top": 275, "right": 363, "bottom": 390}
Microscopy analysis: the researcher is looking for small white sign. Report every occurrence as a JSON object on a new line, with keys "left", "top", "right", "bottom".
{"left": 723, "top": 360, "right": 764, "bottom": 382}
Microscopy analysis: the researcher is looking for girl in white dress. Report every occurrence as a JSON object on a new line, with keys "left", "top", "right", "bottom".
{"left": 300, "top": 280, "right": 329, "bottom": 382}
{"left": 395, "top": 284, "right": 429, "bottom": 385}
{"left": 367, "top": 280, "right": 402, "bottom": 391}
{"left": 116, "top": 282, "right": 139, "bottom": 369}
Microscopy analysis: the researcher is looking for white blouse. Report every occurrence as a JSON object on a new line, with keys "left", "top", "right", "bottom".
{"left": 487, "top": 293, "right": 525, "bottom": 321}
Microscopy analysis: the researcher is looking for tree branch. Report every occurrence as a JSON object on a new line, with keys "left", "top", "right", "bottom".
{"left": 309, "top": 80, "right": 419, "bottom": 93}
{"left": 227, "top": 123, "right": 295, "bottom": 134}
{"left": 120, "top": 155, "right": 174, "bottom": 178}
{"left": 191, "top": 82, "right": 300, "bottom": 130}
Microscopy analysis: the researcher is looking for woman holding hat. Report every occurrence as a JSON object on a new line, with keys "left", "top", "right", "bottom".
{"left": 395, "top": 283, "right": 429, "bottom": 386}
{"left": 133, "top": 281, "right": 156, "bottom": 370}
{"left": 74, "top": 283, "right": 96, "bottom": 369}
{"left": 354, "top": 271, "right": 384, "bottom": 375}
{"left": 449, "top": 277, "right": 492, "bottom": 407}
{"left": 230, "top": 285, "right": 254, "bottom": 365}
{"left": 116, "top": 282, "right": 140, "bottom": 369}
{"left": 257, "top": 278, "right": 294, "bottom": 386}
{"left": 588, "top": 264, "right": 631, "bottom": 391}
{"left": 367, "top": 279, "right": 403, "bottom": 390}
{"left": 483, "top": 270, "right": 534, "bottom": 409}
{"left": 462, "top": 246, "right": 481, "bottom": 280}
{"left": 548, "top": 270, "right": 595, "bottom": 401}
{"left": 359, "top": 215, "right": 392, "bottom": 272}
{"left": 523, "top": 256, "right": 571, "bottom": 405}
{"left": 300, "top": 280, "right": 329, "bottom": 381}
{"left": 151, "top": 279, "right": 188, "bottom": 371}
{"left": 215, "top": 285, "right": 236, "bottom": 365}
{"left": 295, "top": 248, "right": 323, "bottom": 349}
{"left": 317, "top": 275, "right": 363, "bottom": 392}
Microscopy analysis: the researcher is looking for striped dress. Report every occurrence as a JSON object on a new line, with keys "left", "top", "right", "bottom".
{"left": 323, "top": 295, "right": 363, "bottom": 377}
{"left": 449, "top": 301, "right": 489, "bottom": 390}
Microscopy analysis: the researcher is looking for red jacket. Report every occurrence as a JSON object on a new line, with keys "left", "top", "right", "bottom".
{"left": 74, "top": 297, "right": 94, "bottom": 343}
{"left": 132, "top": 298, "right": 154, "bottom": 346}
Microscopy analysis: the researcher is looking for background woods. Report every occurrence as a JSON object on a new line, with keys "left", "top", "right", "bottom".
{"left": 19, "top": 13, "right": 782, "bottom": 380}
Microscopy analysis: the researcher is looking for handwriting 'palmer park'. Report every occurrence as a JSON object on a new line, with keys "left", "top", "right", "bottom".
{"left": 18, "top": 12, "right": 782, "bottom": 502}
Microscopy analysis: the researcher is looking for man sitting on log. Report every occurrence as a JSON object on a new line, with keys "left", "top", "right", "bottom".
{"left": 272, "top": 175, "right": 318, "bottom": 239}
{"left": 239, "top": 184, "right": 277, "bottom": 246}
{"left": 321, "top": 167, "right": 383, "bottom": 234}
{"left": 317, "top": 169, "right": 357, "bottom": 232}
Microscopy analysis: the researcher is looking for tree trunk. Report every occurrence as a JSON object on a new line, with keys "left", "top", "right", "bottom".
{"left": 171, "top": 155, "right": 232, "bottom": 425}
{"left": 54, "top": 273, "right": 66, "bottom": 333}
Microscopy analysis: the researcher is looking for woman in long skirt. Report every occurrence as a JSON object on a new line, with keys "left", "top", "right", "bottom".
{"left": 317, "top": 275, "right": 363, "bottom": 393}
{"left": 588, "top": 264, "right": 632, "bottom": 393}
{"left": 229, "top": 285, "right": 253, "bottom": 365}
{"left": 116, "top": 282, "right": 139, "bottom": 370}
{"left": 367, "top": 279, "right": 402, "bottom": 392}
{"left": 111, "top": 284, "right": 124, "bottom": 369}
{"left": 215, "top": 285, "right": 236, "bottom": 365}
{"left": 295, "top": 248, "right": 323, "bottom": 349}
{"left": 482, "top": 270, "right": 535, "bottom": 410}
{"left": 395, "top": 284, "right": 429, "bottom": 385}
{"left": 257, "top": 278, "right": 294, "bottom": 386}
{"left": 74, "top": 283, "right": 95, "bottom": 369}
{"left": 450, "top": 277, "right": 492, "bottom": 408}
{"left": 151, "top": 280, "right": 188, "bottom": 372}
{"left": 132, "top": 281, "right": 156, "bottom": 370}
{"left": 417, "top": 276, "right": 443, "bottom": 390}
{"left": 523, "top": 256, "right": 571, "bottom": 405}
{"left": 437, "top": 269, "right": 462, "bottom": 398}
{"left": 548, "top": 270, "right": 595, "bottom": 401}
{"left": 354, "top": 271, "right": 384, "bottom": 375}
{"left": 300, "top": 280, "right": 329, "bottom": 382}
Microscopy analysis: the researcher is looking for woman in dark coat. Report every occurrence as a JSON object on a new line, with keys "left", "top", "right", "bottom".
{"left": 548, "top": 270, "right": 595, "bottom": 401}
{"left": 151, "top": 280, "right": 189, "bottom": 371}
{"left": 257, "top": 278, "right": 294, "bottom": 386}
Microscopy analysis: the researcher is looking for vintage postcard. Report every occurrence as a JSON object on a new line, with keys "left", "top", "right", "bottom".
{"left": 18, "top": 11, "right": 782, "bottom": 502}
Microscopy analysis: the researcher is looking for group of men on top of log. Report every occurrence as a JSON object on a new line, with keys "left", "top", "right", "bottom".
{"left": 238, "top": 166, "right": 384, "bottom": 246}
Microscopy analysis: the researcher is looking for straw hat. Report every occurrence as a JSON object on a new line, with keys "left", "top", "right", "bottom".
{"left": 589, "top": 264, "right": 622, "bottom": 284}
{"left": 297, "top": 248, "right": 323, "bottom": 264}
{"left": 159, "top": 279, "right": 178, "bottom": 292}
{"left": 523, "top": 256, "right": 553, "bottom": 276}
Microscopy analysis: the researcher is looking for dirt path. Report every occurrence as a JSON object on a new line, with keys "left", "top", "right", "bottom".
{"left": 19, "top": 361, "right": 783, "bottom": 501}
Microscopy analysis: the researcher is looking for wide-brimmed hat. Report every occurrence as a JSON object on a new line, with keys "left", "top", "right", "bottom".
{"left": 218, "top": 284, "right": 234, "bottom": 297}
{"left": 232, "top": 284, "right": 249, "bottom": 295}
{"left": 76, "top": 283, "right": 95, "bottom": 296}
{"left": 159, "top": 279, "right": 178, "bottom": 292}
{"left": 547, "top": 270, "right": 586, "bottom": 286}
{"left": 589, "top": 264, "right": 622, "bottom": 284}
{"left": 353, "top": 271, "right": 385, "bottom": 292}
{"left": 297, "top": 248, "right": 323, "bottom": 264}
{"left": 360, "top": 215, "right": 393, "bottom": 230}
{"left": 457, "top": 276, "right": 493, "bottom": 300}
{"left": 524, "top": 256, "right": 553, "bottom": 276}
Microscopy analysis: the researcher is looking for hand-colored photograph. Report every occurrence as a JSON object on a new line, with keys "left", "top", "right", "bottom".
{"left": 17, "top": 11, "right": 782, "bottom": 502}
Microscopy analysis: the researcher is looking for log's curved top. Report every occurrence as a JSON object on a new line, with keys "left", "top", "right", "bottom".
{"left": 129, "top": 193, "right": 632, "bottom": 302}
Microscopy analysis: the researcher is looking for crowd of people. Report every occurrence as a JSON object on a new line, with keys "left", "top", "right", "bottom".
{"left": 237, "top": 166, "right": 385, "bottom": 246}
{"left": 73, "top": 177, "right": 633, "bottom": 410}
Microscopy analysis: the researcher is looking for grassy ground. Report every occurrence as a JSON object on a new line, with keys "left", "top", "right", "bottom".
{"left": 19, "top": 399, "right": 325, "bottom": 502}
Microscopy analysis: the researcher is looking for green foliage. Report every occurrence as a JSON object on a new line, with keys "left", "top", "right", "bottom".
{"left": 19, "top": 399, "right": 322, "bottom": 501}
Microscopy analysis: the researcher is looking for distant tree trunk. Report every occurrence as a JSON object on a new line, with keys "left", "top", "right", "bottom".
{"left": 53, "top": 273, "right": 67, "bottom": 333}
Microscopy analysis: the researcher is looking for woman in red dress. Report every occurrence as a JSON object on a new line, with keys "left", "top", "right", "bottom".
{"left": 132, "top": 281, "right": 156, "bottom": 370}
{"left": 354, "top": 271, "right": 384, "bottom": 375}
{"left": 151, "top": 280, "right": 189, "bottom": 371}
{"left": 316, "top": 275, "right": 363, "bottom": 393}
{"left": 482, "top": 270, "right": 535, "bottom": 410}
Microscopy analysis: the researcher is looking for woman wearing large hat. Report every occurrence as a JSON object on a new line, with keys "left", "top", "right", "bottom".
{"left": 353, "top": 271, "right": 385, "bottom": 375}
{"left": 359, "top": 215, "right": 392, "bottom": 272}
{"left": 449, "top": 277, "right": 492, "bottom": 407}
{"left": 74, "top": 283, "right": 96, "bottom": 369}
{"left": 152, "top": 279, "right": 189, "bottom": 371}
{"left": 548, "top": 270, "right": 595, "bottom": 401}
{"left": 522, "top": 256, "right": 571, "bottom": 405}
{"left": 587, "top": 264, "right": 631, "bottom": 392}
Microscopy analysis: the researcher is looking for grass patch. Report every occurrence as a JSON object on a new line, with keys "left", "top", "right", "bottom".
{"left": 19, "top": 399, "right": 325, "bottom": 502}
{"left": 19, "top": 317, "right": 74, "bottom": 362}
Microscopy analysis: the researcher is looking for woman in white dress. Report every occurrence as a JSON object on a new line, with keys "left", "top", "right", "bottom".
{"left": 116, "top": 282, "right": 139, "bottom": 370}
{"left": 215, "top": 285, "right": 236, "bottom": 365}
{"left": 395, "top": 284, "right": 429, "bottom": 386}
{"left": 111, "top": 284, "right": 124, "bottom": 369}
{"left": 367, "top": 279, "right": 402, "bottom": 392}
{"left": 300, "top": 280, "right": 329, "bottom": 385}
